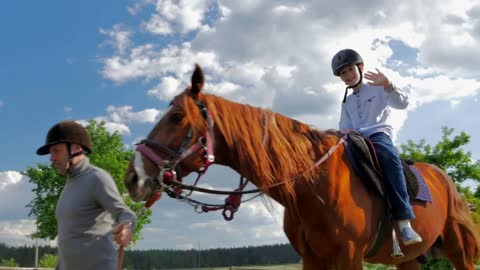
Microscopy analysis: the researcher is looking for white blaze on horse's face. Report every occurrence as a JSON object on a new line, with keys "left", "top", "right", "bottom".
{"left": 131, "top": 106, "right": 175, "bottom": 198}
{"left": 133, "top": 150, "right": 148, "bottom": 191}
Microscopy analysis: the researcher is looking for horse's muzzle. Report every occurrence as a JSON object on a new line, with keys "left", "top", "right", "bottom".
{"left": 125, "top": 172, "right": 144, "bottom": 202}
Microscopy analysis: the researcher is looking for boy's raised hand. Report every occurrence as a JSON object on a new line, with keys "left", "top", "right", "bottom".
{"left": 364, "top": 68, "right": 392, "bottom": 90}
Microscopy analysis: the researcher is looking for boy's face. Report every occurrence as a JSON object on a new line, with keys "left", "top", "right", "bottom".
{"left": 339, "top": 64, "right": 363, "bottom": 87}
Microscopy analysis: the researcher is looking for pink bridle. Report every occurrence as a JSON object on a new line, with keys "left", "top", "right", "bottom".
{"left": 135, "top": 100, "right": 215, "bottom": 207}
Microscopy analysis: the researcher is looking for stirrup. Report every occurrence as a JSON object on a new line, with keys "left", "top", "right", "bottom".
{"left": 391, "top": 229, "right": 404, "bottom": 258}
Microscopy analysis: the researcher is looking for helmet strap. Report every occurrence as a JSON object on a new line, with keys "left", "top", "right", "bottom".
{"left": 66, "top": 143, "right": 74, "bottom": 173}
{"left": 66, "top": 143, "right": 86, "bottom": 173}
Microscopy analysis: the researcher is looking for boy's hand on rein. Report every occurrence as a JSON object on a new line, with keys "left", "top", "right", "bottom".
{"left": 364, "top": 68, "right": 393, "bottom": 90}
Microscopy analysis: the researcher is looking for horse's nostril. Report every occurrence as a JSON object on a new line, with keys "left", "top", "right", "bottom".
{"left": 130, "top": 172, "right": 138, "bottom": 184}
{"left": 125, "top": 172, "right": 138, "bottom": 189}
{"left": 125, "top": 172, "right": 143, "bottom": 202}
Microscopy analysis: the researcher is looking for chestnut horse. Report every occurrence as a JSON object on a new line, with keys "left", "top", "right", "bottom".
{"left": 124, "top": 65, "right": 480, "bottom": 269}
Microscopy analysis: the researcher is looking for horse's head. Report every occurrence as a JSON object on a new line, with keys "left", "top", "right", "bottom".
{"left": 124, "top": 64, "right": 215, "bottom": 203}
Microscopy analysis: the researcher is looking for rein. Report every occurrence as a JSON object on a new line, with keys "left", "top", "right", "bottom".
{"left": 135, "top": 99, "right": 348, "bottom": 219}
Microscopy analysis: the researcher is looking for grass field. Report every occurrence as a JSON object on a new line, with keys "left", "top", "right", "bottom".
{"left": 167, "top": 264, "right": 385, "bottom": 270}
{"left": 171, "top": 263, "right": 480, "bottom": 270}
{"left": 2, "top": 263, "right": 480, "bottom": 269}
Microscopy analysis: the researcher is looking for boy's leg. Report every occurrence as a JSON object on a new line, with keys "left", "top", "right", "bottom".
{"left": 368, "top": 132, "right": 422, "bottom": 245}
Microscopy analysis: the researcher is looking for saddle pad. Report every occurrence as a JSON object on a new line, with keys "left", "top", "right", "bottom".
{"left": 409, "top": 164, "right": 433, "bottom": 203}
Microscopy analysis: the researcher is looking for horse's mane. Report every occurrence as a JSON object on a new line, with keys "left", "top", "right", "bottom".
{"left": 177, "top": 90, "right": 338, "bottom": 200}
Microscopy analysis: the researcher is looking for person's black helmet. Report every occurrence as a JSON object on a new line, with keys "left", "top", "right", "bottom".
{"left": 36, "top": 121, "right": 93, "bottom": 155}
{"left": 331, "top": 49, "right": 363, "bottom": 76}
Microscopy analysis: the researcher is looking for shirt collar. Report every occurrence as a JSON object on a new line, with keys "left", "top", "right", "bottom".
{"left": 67, "top": 157, "right": 90, "bottom": 179}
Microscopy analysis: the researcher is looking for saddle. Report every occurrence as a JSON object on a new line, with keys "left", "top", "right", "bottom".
{"left": 341, "top": 131, "right": 419, "bottom": 199}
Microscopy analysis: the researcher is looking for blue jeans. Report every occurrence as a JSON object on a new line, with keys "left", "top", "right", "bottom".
{"left": 369, "top": 132, "right": 415, "bottom": 220}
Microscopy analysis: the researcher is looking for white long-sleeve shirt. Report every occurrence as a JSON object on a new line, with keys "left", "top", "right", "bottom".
{"left": 339, "top": 83, "right": 409, "bottom": 138}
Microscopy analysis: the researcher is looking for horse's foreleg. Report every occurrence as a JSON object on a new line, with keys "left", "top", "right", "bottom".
{"left": 302, "top": 256, "right": 334, "bottom": 270}
{"left": 333, "top": 240, "right": 363, "bottom": 270}
{"left": 396, "top": 260, "right": 420, "bottom": 270}
{"left": 283, "top": 212, "right": 335, "bottom": 269}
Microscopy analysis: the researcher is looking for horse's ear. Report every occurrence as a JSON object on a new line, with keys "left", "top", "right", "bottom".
{"left": 190, "top": 64, "right": 205, "bottom": 98}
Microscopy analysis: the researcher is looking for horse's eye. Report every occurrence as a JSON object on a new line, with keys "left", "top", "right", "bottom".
{"left": 169, "top": 113, "right": 183, "bottom": 124}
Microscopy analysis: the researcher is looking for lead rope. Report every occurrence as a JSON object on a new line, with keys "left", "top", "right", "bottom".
{"left": 117, "top": 246, "right": 125, "bottom": 270}
{"left": 116, "top": 215, "right": 146, "bottom": 270}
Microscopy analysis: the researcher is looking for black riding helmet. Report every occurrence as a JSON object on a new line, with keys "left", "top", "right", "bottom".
{"left": 332, "top": 49, "right": 364, "bottom": 103}
{"left": 331, "top": 49, "right": 363, "bottom": 76}
{"left": 36, "top": 121, "right": 93, "bottom": 156}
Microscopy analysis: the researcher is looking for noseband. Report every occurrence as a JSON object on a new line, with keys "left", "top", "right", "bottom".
{"left": 135, "top": 100, "right": 215, "bottom": 198}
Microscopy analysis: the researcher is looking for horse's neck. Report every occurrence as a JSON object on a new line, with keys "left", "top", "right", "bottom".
{"left": 209, "top": 98, "right": 337, "bottom": 206}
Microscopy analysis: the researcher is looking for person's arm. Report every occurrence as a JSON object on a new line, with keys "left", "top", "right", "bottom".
{"left": 93, "top": 171, "right": 136, "bottom": 241}
{"left": 384, "top": 83, "right": 409, "bottom": 109}
{"left": 364, "top": 68, "right": 408, "bottom": 109}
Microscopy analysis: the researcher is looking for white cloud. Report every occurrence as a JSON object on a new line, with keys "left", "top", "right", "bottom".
{"left": 100, "top": 0, "right": 480, "bottom": 129}
{"left": 147, "top": 0, "right": 212, "bottom": 34}
{"left": 99, "top": 24, "right": 132, "bottom": 55}
{"left": 101, "top": 43, "right": 221, "bottom": 84}
{"left": 0, "top": 99, "right": 4, "bottom": 108}
{"left": 103, "top": 122, "right": 131, "bottom": 136}
{"left": 206, "top": 81, "right": 240, "bottom": 95}
{"left": 0, "top": 171, "right": 24, "bottom": 191}
{"left": 77, "top": 119, "right": 130, "bottom": 136}
{"left": 0, "top": 171, "right": 44, "bottom": 247}
{"left": 80, "top": 106, "right": 162, "bottom": 137}
{"left": 0, "top": 220, "right": 55, "bottom": 247}
{"left": 148, "top": 76, "right": 181, "bottom": 100}
{"left": 143, "top": 14, "right": 173, "bottom": 35}
{"left": 105, "top": 105, "right": 162, "bottom": 124}
{"left": 272, "top": 4, "right": 306, "bottom": 15}
{"left": 127, "top": 0, "right": 156, "bottom": 15}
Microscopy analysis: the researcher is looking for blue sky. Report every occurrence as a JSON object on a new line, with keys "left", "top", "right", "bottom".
{"left": 1, "top": 0, "right": 479, "bottom": 250}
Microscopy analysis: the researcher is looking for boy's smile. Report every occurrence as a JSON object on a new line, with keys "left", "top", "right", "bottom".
{"left": 339, "top": 64, "right": 363, "bottom": 87}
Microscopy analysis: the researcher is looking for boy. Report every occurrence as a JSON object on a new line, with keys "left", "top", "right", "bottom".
{"left": 332, "top": 49, "right": 422, "bottom": 245}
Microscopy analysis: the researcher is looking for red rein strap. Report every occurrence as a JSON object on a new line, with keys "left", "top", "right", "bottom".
{"left": 200, "top": 178, "right": 250, "bottom": 221}
{"left": 145, "top": 190, "right": 162, "bottom": 208}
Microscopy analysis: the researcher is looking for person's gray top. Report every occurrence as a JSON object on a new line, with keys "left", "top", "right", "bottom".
{"left": 55, "top": 158, "right": 136, "bottom": 270}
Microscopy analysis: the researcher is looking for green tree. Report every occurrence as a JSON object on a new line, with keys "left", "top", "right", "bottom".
{"left": 399, "top": 126, "right": 480, "bottom": 269}
{"left": 39, "top": 253, "right": 57, "bottom": 268}
{"left": 25, "top": 120, "right": 151, "bottom": 243}
{"left": 1, "top": 258, "right": 19, "bottom": 267}
{"left": 400, "top": 126, "right": 480, "bottom": 185}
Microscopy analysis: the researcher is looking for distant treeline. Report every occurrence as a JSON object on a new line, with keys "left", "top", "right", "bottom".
{"left": 0, "top": 242, "right": 300, "bottom": 269}
{"left": 0, "top": 243, "right": 56, "bottom": 267}
{"left": 124, "top": 243, "right": 300, "bottom": 269}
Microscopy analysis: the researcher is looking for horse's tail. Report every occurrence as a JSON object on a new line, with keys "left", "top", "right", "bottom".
{"left": 444, "top": 168, "right": 480, "bottom": 260}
